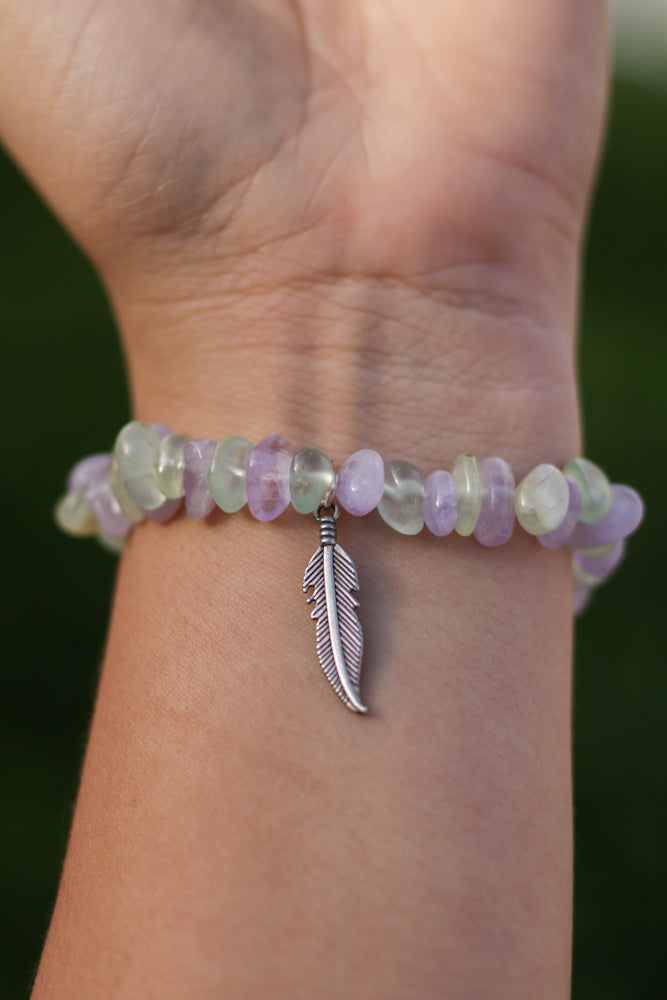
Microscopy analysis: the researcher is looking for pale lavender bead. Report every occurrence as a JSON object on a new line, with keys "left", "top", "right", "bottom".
{"left": 67, "top": 453, "right": 111, "bottom": 492}
{"left": 336, "top": 449, "right": 384, "bottom": 516}
{"left": 142, "top": 497, "right": 182, "bottom": 523}
{"left": 573, "top": 578, "right": 592, "bottom": 616}
{"left": 574, "top": 539, "right": 626, "bottom": 578}
{"left": 423, "top": 470, "right": 457, "bottom": 536}
{"left": 246, "top": 434, "right": 294, "bottom": 521}
{"left": 151, "top": 422, "right": 174, "bottom": 439}
{"left": 183, "top": 438, "right": 217, "bottom": 519}
{"left": 473, "top": 457, "right": 515, "bottom": 547}
{"left": 84, "top": 457, "right": 133, "bottom": 537}
{"left": 568, "top": 484, "right": 643, "bottom": 549}
{"left": 537, "top": 479, "right": 582, "bottom": 549}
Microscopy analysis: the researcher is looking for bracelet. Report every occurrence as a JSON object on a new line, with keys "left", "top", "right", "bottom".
{"left": 55, "top": 422, "right": 644, "bottom": 714}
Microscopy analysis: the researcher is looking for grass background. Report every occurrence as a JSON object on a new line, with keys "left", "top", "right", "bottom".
{"left": 1, "top": 75, "right": 665, "bottom": 997}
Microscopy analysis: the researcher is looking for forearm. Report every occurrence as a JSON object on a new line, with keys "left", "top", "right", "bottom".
{"left": 33, "top": 278, "right": 579, "bottom": 998}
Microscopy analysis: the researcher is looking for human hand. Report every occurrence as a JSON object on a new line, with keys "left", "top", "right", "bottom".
{"left": 1, "top": 1, "right": 606, "bottom": 460}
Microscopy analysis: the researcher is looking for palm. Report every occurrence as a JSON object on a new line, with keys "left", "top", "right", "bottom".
{"left": 1, "top": 0, "right": 605, "bottom": 302}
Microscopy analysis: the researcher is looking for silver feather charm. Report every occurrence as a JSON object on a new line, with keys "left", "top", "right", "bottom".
{"left": 303, "top": 505, "right": 367, "bottom": 713}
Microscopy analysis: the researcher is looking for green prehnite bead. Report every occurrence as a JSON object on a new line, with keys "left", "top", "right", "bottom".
{"left": 378, "top": 459, "right": 424, "bottom": 535}
{"left": 571, "top": 558, "right": 606, "bottom": 588}
{"left": 114, "top": 421, "right": 165, "bottom": 511}
{"left": 108, "top": 454, "right": 144, "bottom": 522}
{"left": 154, "top": 433, "right": 187, "bottom": 499}
{"left": 54, "top": 488, "right": 98, "bottom": 537}
{"left": 452, "top": 453, "right": 482, "bottom": 536}
{"left": 208, "top": 435, "right": 254, "bottom": 513}
{"left": 579, "top": 543, "right": 615, "bottom": 558}
{"left": 515, "top": 463, "right": 569, "bottom": 535}
{"left": 289, "top": 446, "right": 334, "bottom": 514}
{"left": 562, "top": 457, "right": 611, "bottom": 525}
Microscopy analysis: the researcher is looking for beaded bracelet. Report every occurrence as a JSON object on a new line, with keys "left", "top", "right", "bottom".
{"left": 55, "top": 422, "right": 644, "bottom": 714}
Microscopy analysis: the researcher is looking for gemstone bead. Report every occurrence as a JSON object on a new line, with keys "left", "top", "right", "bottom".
{"left": 562, "top": 457, "right": 611, "bottom": 524}
{"left": 208, "top": 435, "right": 254, "bottom": 513}
{"left": 183, "top": 438, "right": 217, "bottom": 519}
{"left": 567, "top": 484, "right": 644, "bottom": 550}
{"left": 54, "top": 488, "right": 98, "bottom": 537}
{"left": 573, "top": 539, "right": 626, "bottom": 580}
{"left": 290, "top": 446, "right": 334, "bottom": 514}
{"left": 107, "top": 454, "right": 145, "bottom": 522}
{"left": 336, "top": 449, "right": 384, "bottom": 516}
{"left": 67, "top": 453, "right": 111, "bottom": 492}
{"left": 515, "top": 463, "right": 569, "bottom": 535}
{"left": 452, "top": 453, "right": 482, "bottom": 536}
{"left": 378, "top": 460, "right": 424, "bottom": 535}
{"left": 151, "top": 422, "right": 174, "bottom": 440}
{"left": 114, "top": 421, "right": 165, "bottom": 511}
{"left": 423, "top": 470, "right": 457, "bottom": 536}
{"left": 472, "top": 457, "right": 515, "bottom": 546}
{"left": 142, "top": 497, "right": 182, "bottom": 523}
{"left": 537, "top": 478, "right": 581, "bottom": 549}
{"left": 246, "top": 434, "right": 294, "bottom": 521}
{"left": 154, "top": 433, "right": 187, "bottom": 499}
{"left": 84, "top": 457, "right": 134, "bottom": 537}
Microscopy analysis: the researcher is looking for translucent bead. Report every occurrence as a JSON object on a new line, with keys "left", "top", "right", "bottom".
{"left": 515, "top": 463, "right": 569, "bottom": 535}
{"left": 473, "top": 457, "right": 515, "bottom": 547}
{"left": 577, "top": 543, "right": 615, "bottom": 558}
{"left": 143, "top": 497, "right": 182, "bottom": 523}
{"left": 183, "top": 438, "right": 217, "bottom": 519}
{"left": 246, "top": 434, "right": 294, "bottom": 521}
{"left": 562, "top": 457, "right": 611, "bottom": 524}
{"left": 378, "top": 460, "right": 424, "bottom": 535}
{"left": 154, "top": 433, "right": 188, "bottom": 499}
{"left": 84, "top": 459, "right": 134, "bottom": 538}
{"left": 67, "top": 453, "right": 111, "bottom": 492}
{"left": 567, "top": 484, "right": 643, "bottom": 550}
{"left": 290, "top": 446, "right": 334, "bottom": 514}
{"left": 150, "top": 421, "right": 174, "bottom": 439}
{"left": 113, "top": 421, "right": 164, "bottom": 511}
{"left": 537, "top": 478, "right": 581, "bottom": 549}
{"left": 452, "top": 453, "right": 482, "bottom": 536}
{"left": 336, "top": 449, "right": 384, "bottom": 516}
{"left": 573, "top": 539, "right": 626, "bottom": 581}
{"left": 208, "top": 435, "right": 253, "bottom": 513}
{"left": 54, "top": 488, "right": 98, "bottom": 537}
{"left": 108, "top": 454, "right": 144, "bottom": 522}
{"left": 423, "top": 470, "right": 457, "bottom": 536}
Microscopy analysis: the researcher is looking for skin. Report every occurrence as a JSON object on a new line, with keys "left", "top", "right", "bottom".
{"left": 0, "top": 2, "right": 607, "bottom": 997}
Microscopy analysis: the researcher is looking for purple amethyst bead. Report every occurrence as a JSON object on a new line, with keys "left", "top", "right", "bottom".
{"left": 245, "top": 434, "right": 294, "bottom": 521}
{"left": 568, "top": 484, "right": 644, "bottom": 550}
{"left": 538, "top": 478, "right": 582, "bottom": 549}
{"left": 573, "top": 539, "right": 626, "bottom": 579}
{"left": 183, "top": 438, "right": 217, "bottom": 519}
{"left": 142, "top": 497, "right": 183, "bottom": 523}
{"left": 336, "top": 449, "right": 384, "bottom": 517}
{"left": 473, "top": 457, "right": 515, "bottom": 547}
{"left": 151, "top": 422, "right": 175, "bottom": 439}
{"left": 423, "top": 470, "right": 457, "bottom": 536}
{"left": 84, "top": 457, "right": 134, "bottom": 538}
{"left": 67, "top": 453, "right": 111, "bottom": 492}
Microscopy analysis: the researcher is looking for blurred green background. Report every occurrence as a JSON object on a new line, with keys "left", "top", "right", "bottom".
{"left": 1, "top": 74, "right": 665, "bottom": 997}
